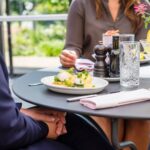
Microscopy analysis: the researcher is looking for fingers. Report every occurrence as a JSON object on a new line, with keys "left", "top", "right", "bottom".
{"left": 27, "top": 107, "right": 67, "bottom": 136}
{"left": 56, "top": 121, "right": 64, "bottom": 135}
{"left": 45, "top": 122, "right": 58, "bottom": 139}
{"left": 59, "top": 50, "right": 78, "bottom": 67}
{"left": 62, "top": 50, "right": 77, "bottom": 60}
{"left": 46, "top": 121, "right": 67, "bottom": 139}
{"left": 56, "top": 122, "right": 67, "bottom": 136}
{"left": 57, "top": 112, "right": 66, "bottom": 124}
{"left": 105, "top": 30, "right": 119, "bottom": 36}
{"left": 62, "top": 126, "right": 67, "bottom": 134}
{"left": 35, "top": 113, "right": 59, "bottom": 123}
{"left": 60, "top": 56, "right": 75, "bottom": 67}
{"left": 30, "top": 107, "right": 66, "bottom": 124}
{"left": 22, "top": 107, "right": 67, "bottom": 138}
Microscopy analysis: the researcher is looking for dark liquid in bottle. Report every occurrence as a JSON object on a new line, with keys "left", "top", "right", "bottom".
{"left": 109, "top": 36, "right": 120, "bottom": 77}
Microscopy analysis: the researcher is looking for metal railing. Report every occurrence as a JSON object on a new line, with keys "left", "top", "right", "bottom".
{"left": 0, "top": 0, "right": 4, "bottom": 56}
{"left": 0, "top": 0, "right": 70, "bottom": 75}
{"left": 0, "top": 14, "right": 67, "bottom": 22}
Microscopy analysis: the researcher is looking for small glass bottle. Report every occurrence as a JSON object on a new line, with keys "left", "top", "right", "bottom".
{"left": 109, "top": 36, "right": 120, "bottom": 77}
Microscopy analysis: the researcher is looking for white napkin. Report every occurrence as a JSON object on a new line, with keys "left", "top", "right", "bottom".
{"left": 75, "top": 59, "right": 94, "bottom": 71}
{"left": 80, "top": 89, "right": 150, "bottom": 109}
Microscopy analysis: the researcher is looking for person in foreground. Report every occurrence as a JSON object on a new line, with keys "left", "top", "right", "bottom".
{"left": 60, "top": 0, "right": 150, "bottom": 150}
{"left": 0, "top": 50, "right": 115, "bottom": 150}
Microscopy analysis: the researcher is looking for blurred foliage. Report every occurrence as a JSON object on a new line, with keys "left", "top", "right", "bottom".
{"left": 35, "top": 1, "right": 69, "bottom": 14}
{"left": 9, "top": 0, "right": 69, "bottom": 15}
{"left": 35, "top": 40, "right": 64, "bottom": 56}
{"left": 12, "top": 22, "right": 66, "bottom": 56}
{"left": 9, "top": 0, "right": 69, "bottom": 56}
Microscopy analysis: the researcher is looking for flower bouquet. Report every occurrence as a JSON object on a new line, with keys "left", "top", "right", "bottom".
{"left": 134, "top": 2, "right": 150, "bottom": 54}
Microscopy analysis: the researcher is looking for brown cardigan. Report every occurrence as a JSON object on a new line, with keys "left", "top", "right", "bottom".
{"left": 64, "top": 0, "right": 149, "bottom": 60}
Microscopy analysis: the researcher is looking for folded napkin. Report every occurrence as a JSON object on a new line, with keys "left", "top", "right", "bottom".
{"left": 75, "top": 59, "right": 94, "bottom": 71}
{"left": 80, "top": 89, "right": 150, "bottom": 109}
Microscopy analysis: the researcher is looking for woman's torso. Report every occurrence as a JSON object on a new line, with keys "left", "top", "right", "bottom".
{"left": 65, "top": 0, "right": 148, "bottom": 59}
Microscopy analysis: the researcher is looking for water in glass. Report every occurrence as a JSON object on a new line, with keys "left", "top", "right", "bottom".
{"left": 120, "top": 41, "right": 140, "bottom": 88}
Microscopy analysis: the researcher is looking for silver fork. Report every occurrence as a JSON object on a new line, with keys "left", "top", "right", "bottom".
{"left": 28, "top": 83, "right": 42, "bottom": 86}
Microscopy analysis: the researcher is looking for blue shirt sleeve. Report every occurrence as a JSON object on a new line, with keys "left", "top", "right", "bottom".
{"left": 0, "top": 55, "right": 48, "bottom": 149}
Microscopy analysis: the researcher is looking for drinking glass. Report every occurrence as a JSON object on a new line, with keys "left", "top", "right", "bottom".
{"left": 102, "top": 34, "right": 135, "bottom": 47}
{"left": 120, "top": 41, "right": 140, "bottom": 88}
{"left": 119, "top": 34, "right": 135, "bottom": 42}
{"left": 102, "top": 34, "right": 114, "bottom": 47}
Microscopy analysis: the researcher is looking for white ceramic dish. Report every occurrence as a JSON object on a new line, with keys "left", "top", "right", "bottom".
{"left": 41, "top": 76, "right": 109, "bottom": 95}
{"left": 140, "top": 58, "right": 150, "bottom": 64}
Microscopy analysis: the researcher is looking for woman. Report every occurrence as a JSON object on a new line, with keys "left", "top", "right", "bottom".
{"left": 60, "top": 0, "right": 150, "bottom": 150}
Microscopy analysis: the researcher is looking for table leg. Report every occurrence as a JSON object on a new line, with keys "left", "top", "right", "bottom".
{"left": 111, "top": 118, "right": 137, "bottom": 150}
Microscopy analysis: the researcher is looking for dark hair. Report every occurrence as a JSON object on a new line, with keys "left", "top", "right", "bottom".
{"left": 95, "top": 0, "right": 143, "bottom": 32}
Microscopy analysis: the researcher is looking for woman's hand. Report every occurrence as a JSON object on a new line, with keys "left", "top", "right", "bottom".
{"left": 59, "top": 50, "right": 78, "bottom": 67}
{"left": 104, "top": 30, "right": 119, "bottom": 36}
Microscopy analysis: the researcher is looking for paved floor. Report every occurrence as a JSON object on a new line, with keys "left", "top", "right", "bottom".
{"left": 10, "top": 56, "right": 61, "bottom": 68}
{"left": 6, "top": 56, "right": 61, "bottom": 74}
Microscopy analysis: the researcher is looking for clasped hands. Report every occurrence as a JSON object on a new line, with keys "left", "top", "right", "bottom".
{"left": 20, "top": 107, "right": 67, "bottom": 139}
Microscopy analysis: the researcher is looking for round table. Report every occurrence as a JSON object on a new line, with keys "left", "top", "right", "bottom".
{"left": 13, "top": 69, "right": 150, "bottom": 119}
{"left": 12, "top": 68, "right": 150, "bottom": 150}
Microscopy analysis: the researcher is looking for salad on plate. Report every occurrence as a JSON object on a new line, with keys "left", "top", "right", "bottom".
{"left": 53, "top": 68, "right": 94, "bottom": 88}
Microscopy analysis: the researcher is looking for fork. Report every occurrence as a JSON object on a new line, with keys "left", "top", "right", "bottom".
{"left": 28, "top": 82, "right": 42, "bottom": 86}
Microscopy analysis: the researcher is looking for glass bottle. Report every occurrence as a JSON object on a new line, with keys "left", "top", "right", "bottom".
{"left": 109, "top": 36, "right": 120, "bottom": 77}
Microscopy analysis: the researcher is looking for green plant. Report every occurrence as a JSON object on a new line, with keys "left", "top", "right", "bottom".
{"left": 35, "top": 0, "right": 69, "bottom": 14}
{"left": 10, "top": 0, "right": 69, "bottom": 15}
{"left": 12, "top": 22, "right": 66, "bottom": 56}
{"left": 35, "top": 40, "right": 64, "bottom": 56}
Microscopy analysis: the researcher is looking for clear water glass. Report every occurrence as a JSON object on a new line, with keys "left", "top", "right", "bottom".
{"left": 119, "top": 34, "right": 135, "bottom": 42}
{"left": 120, "top": 41, "right": 140, "bottom": 88}
{"left": 102, "top": 34, "right": 135, "bottom": 47}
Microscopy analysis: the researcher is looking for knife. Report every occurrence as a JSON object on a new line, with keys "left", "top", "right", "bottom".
{"left": 67, "top": 94, "right": 98, "bottom": 102}
{"left": 67, "top": 90, "right": 121, "bottom": 102}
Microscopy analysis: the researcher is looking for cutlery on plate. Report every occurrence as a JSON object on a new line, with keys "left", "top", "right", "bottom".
{"left": 28, "top": 83, "right": 42, "bottom": 86}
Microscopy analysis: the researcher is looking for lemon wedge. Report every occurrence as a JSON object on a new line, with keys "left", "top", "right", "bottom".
{"left": 140, "top": 52, "right": 145, "bottom": 60}
{"left": 146, "top": 30, "right": 150, "bottom": 42}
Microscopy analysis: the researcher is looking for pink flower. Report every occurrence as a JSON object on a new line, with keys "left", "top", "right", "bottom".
{"left": 134, "top": 3, "right": 148, "bottom": 15}
{"left": 134, "top": 2, "right": 150, "bottom": 29}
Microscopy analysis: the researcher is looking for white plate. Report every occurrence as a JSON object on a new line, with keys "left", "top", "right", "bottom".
{"left": 41, "top": 76, "right": 109, "bottom": 95}
{"left": 140, "top": 58, "right": 150, "bottom": 64}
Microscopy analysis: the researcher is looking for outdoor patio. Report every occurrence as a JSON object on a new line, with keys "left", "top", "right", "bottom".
{"left": 0, "top": 0, "right": 150, "bottom": 150}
